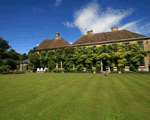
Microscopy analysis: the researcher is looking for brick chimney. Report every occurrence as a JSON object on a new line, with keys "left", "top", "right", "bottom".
{"left": 111, "top": 27, "right": 118, "bottom": 32}
{"left": 87, "top": 30, "right": 93, "bottom": 35}
{"left": 56, "top": 32, "right": 60, "bottom": 39}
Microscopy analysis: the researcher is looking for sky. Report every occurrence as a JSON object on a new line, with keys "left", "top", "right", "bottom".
{"left": 0, "top": 0, "right": 150, "bottom": 54}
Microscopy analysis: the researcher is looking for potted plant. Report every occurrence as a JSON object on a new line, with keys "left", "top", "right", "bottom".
{"left": 62, "top": 68, "right": 65, "bottom": 73}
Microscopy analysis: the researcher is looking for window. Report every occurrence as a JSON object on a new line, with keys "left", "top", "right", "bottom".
{"left": 113, "top": 44, "right": 117, "bottom": 52}
{"left": 138, "top": 42, "right": 144, "bottom": 50}
{"left": 93, "top": 60, "right": 96, "bottom": 67}
{"left": 74, "top": 48, "right": 76, "bottom": 54}
{"left": 45, "top": 51, "right": 48, "bottom": 56}
{"left": 103, "top": 45, "right": 106, "bottom": 53}
{"left": 83, "top": 47, "right": 86, "bottom": 54}
{"left": 114, "top": 60, "right": 117, "bottom": 66}
{"left": 93, "top": 46, "right": 96, "bottom": 53}
{"left": 62, "top": 50, "right": 64, "bottom": 55}
{"left": 125, "top": 43, "right": 129, "bottom": 51}
{"left": 126, "top": 59, "right": 130, "bottom": 66}
{"left": 58, "top": 62, "right": 61, "bottom": 68}
{"left": 62, "top": 62, "right": 64, "bottom": 68}
{"left": 54, "top": 50, "right": 56, "bottom": 55}
{"left": 74, "top": 64, "right": 76, "bottom": 68}
{"left": 140, "top": 58, "right": 145, "bottom": 66}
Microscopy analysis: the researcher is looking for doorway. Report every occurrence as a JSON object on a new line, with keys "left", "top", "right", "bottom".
{"left": 102, "top": 60, "right": 107, "bottom": 71}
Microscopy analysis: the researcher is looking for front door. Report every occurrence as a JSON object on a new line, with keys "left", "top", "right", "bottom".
{"left": 102, "top": 60, "right": 107, "bottom": 71}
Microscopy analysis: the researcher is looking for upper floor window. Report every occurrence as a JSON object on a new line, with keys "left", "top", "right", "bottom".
{"left": 93, "top": 46, "right": 96, "bottom": 53}
{"left": 62, "top": 50, "right": 64, "bottom": 55}
{"left": 138, "top": 42, "right": 144, "bottom": 50}
{"left": 103, "top": 45, "right": 106, "bottom": 53}
{"left": 83, "top": 47, "right": 86, "bottom": 54}
{"left": 54, "top": 50, "right": 56, "bottom": 55}
{"left": 113, "top": 44, "right": 117, "bottom": 52}
{"left": 125, "top": 43, "right": 129, "bottom": 51}
{"left": 73, "top": 64, "right": 76, "bottom": 68}
{"left": 74, "top": 48, "right": 76, "bottom": 54}
{"left": 45, "top": 51, "right": 48, "bottom": 56}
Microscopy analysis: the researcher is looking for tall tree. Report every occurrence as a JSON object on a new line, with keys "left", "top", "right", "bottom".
{"left": 0, "top": 37, "right": 11, "bottom": 51}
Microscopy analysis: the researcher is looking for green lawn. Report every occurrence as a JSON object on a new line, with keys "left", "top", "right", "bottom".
{"left": 0, "top": 73, "right": 150, "bottom": 120}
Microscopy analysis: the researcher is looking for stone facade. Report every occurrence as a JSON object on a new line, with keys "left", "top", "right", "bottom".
{"left": 35, "top": 28, "right": 150, "bottom": 72}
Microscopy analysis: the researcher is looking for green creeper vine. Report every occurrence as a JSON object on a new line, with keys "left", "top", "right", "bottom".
{"left": 31, "top": 42, "right": 149, "bottom": 73}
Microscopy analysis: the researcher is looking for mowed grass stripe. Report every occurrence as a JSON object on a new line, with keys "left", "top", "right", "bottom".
{"left": 111, "top": 75, "right": 146, "bottom": 119}
{"left": 118, "top": 75, "right": 150, "bottom": 119}
{"left": 0, "top": 74, "right": 73, "bottom": 109}
{"left": 90, "top": 75, "right": 120, "bottom": 120}
{"left": 128, "top": 75, "right": 150, "bottom": 89}
{"left": 0, "top": 74, "right": 92, "bottom": 120}
{"left": 0, "top": 74, "right": 88, "bottom": 119}
{"left": 37, "top": 75, "right": 96, "bottom": 120}
{"left": 123, "top": 75, "right": 150, "bottom": 97}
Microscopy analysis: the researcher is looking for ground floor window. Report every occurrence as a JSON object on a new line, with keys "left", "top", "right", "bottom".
{"left": 58, "top": 62, "right": 61, "bottom": 68}
{"left": 140, "top": 58, "right": 145, "bottom": 66}
{"left": 126, "top": 59, "right": 130, "bottom": 66}
{"left": 93, "top": 60, "right": 96, "bottom": 67}
{"left": 62, "top": 62, "right": 64, "bottom": 68}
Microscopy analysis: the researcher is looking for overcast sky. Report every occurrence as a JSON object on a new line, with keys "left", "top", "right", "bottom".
{"left": 0, "top": 0, "right": 150, "bottom": 54}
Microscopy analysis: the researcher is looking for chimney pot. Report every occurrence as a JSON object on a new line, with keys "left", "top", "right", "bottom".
{"left": 56, "top": 32, "right": 60, "bottom": 38}
{"left": 87, "top": 30, "right": 93, "bottom": 35}
{"left": 111, "top": 27, "right": 118, "bottom": 31}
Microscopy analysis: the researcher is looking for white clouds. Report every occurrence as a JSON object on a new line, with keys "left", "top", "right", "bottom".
{"left": 63, "top": 21, "right": 74, "bottom": 28}
{"left": 63, "top": 1, "right": 150, "bottom": 35}
{"left": 119, "top": 21, "right": 139, "bottom": 33}
{"left": 54, "top": 0, "right": 62, "bottom": 6}
{"left": 69, "top": 42, "right": 73, "bottom": 44}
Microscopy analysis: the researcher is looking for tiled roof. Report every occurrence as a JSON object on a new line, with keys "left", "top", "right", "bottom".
{"left": 35, "top": 37, "right": 70, "bottom": 50}
{"left": 72, "top": 30, "right": 147, "bottom": 45}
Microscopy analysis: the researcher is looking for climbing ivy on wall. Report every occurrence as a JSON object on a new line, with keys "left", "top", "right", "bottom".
{"left": 127, "top": 42, "right": 147, "bottom": 71}
{"left": 40, "top": 51, "right": 47, "bottom": 68}
{"left": 33, "top": 42, "right": 149, "bottom": 72}
{"left": 47, "top": 50, "right": 55, "bottom": 71}
{"left": 63, "top": 46, "right": 74, "bottom": 72}
{"left": 75, "top": 46, "right": 84, "bottom": 71}
{"left": 115, "top": 43, "right": 127, "bottom": 72}
{"left": 106, "top": 44, "right": 115, "bottom": 71}
{"left": 85, "top": 47, "right": 93, "bottom": 72}
{"left": 55, "top": 49, "right": 63, "bottom": 62}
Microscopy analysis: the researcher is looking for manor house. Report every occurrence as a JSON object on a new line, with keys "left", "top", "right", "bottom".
{"left": 35, "top": 27, "right": 150, "bottom": 72}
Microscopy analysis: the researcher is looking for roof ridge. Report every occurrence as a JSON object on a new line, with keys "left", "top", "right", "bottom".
{"left": 82, "top": 29, "right": 124, "bottom": 36}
